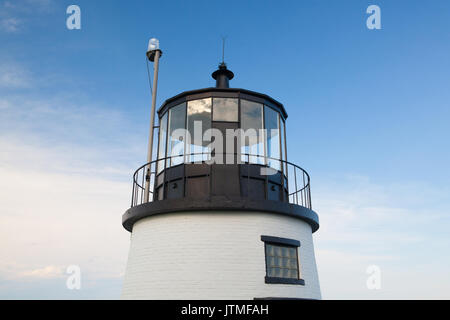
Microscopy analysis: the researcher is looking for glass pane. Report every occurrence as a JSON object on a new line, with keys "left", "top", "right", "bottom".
{"left": 289, "top": 258, "right": 297, "bottom": 269}
{"left": 213, "top": 98, "right": 238, "bottom": 122}
{"left": 274, "top": 268, "right": 282, "bottom": 277}
{"left": 167, "top": 103, "right": 186, "bottom": 167}
{"left": 274, "top": 256, "right": 280, "bottom": 267}
{"left": 157, "top": 113, "right": 168, "bottom": 174}
{"left": 265, "top": 244, "right": 300, "bottom": 279}
{"left": 266, "top": 244, "right": 274, "bottom": 256}
{"left": 187, "top": 98, "right": 211, "bottom": 162}
{"left": 264, "top": 106, "right": 280, "bottom": 170}
{"left": 274, "top": 246, "right": 282, "bottom": 257}
{"left": 289, "top": 247, "right": 296, "bottom": 258}
{"left": 280, "top": 118, "right": 287, "bottom": 173}
{"left": 240, "top": 100, "right": 264, "bottom": 164}
{"left": 290, "top": 269, "right": 298, "bottom": 279}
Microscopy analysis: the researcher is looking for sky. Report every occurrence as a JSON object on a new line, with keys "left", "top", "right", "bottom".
{"left": 0, "top": 0, "right": 449, "bottom": 299}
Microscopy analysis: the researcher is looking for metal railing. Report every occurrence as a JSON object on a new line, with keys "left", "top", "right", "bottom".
{"left": 130, "top": 153, "right": 312, "bottom": 209}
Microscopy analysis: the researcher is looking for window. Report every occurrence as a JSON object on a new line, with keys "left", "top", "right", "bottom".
{"left": 261, "top": 235, "right": 304, "bottom": 285}
{"left": 213, "top": 98, "right": 238, "bottom": 122}
{"left": 166, "top": 103, "right": 186, "bottom": 167}
{"left": 187, "top": 98, "right": 212, "bottom": 162}
{"left": 280, "top": 118, "right": 287, "bottom": 173}
{"left": 264, "top": 106, "right": 280, "bottom": 170}
{"left": 157, "top": 112, "right": 168, "bottom": 174}
{"left": 240, "top": 100, "right": 264, "bottom": 164}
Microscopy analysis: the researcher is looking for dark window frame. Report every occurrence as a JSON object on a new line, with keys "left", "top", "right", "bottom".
{"left": 261, "top": 235, "right": 305, "bottom": 286}
{"left": 158, "top": 96, "right": 287, "bottom": 165}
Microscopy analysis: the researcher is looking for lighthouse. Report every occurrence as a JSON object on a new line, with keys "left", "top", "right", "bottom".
{"left": 121, "top": 57, "right": 321, "bottom": 299}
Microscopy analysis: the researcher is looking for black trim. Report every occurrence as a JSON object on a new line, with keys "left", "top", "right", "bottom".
{"left": 261, "top": 235, "right": 300, "bottom": 247}
{"left": 265, "top": 277, "right": 305, "bottom": 286}
{"left": 157, "top": 88, "right": 288, "bottom": 121}
{"left": 122, "top": 197, "right": 319, "bottom": 232}
{"left": 254, "top": 297, "right": 312, "bottom": 300}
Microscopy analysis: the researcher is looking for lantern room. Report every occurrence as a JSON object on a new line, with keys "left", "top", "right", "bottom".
{"left": 122, "top": 63, "right": 319, "bottom": 233}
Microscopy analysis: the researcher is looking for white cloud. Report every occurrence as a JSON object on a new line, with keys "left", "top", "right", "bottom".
{"left": 0, "top": 90, "right": 140, "bottom": 298}
{"left": 0, "top": 144, "right": 131, "bottom": 291}
{"left": 0, "top": 17, "right": 21, "bottom": 32}
{"left": 0, "top": 98, "right": 13, "bottom": 109}
{"left": 0, "top": 0, "right": 55, "bottom": 33}
{"left": 0, "top": 64, "right": 31, "bottom": 88}
{"left": 312, "top": 174, "right": 450, "bottom": 299}
{"left": 19, "top": 265, "right": 65, "bottom": 279}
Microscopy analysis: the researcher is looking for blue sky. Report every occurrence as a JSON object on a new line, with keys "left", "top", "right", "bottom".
{"left": 1, "top": 0, "right": 449, "bottom": 299}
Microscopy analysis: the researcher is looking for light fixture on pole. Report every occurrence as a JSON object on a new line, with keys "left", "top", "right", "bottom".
{"left": 144, "top": 38, "right": 163, "bottom": 202}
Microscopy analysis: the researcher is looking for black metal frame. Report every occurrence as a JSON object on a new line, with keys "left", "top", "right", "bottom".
{"left": 157, "top": 88, "right": 288, "bottom": 121}
{"left": 261, "top": 235, "right": 305, "bottom": 286}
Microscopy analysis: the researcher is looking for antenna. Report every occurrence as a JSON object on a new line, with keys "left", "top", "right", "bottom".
{"left": 221, "top": 36, "right": 227, "bottom": 64}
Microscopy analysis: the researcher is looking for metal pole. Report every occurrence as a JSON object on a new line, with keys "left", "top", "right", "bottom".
{"left": 144, "top": 49, "right": 161, "bottom": 202}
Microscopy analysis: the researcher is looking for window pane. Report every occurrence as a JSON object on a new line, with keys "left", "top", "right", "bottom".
{"left": 264, "top": 106, "right": 280, "bottom": 170}
{"left": 240, "top": 100, "right": 264, "bottom": 164}
{"left": 290, "top": 269, "right": 298, "bottom": 278}
{"left": 274, "top": 246, "right": 282, "bottom": 257}
{"left": 274, "top": 256, "right": 280, "bottom": 267}
{"left": 265, "top": 243, "right": 299, "bottom": 279}
{"left": 289, "top": 258, "right": 297, "bottom": 268}
{"left": 280, "top": 118, "right": 287, "bottom": 173}
{"left": 213, "top": 98, "right": 238, "bottom": 122}
{"left": 289, "top": 247, "right": 296, "bottom": 258}
{"left": 266, "top": 244, "right": 274, "bottom": 256}
{"left": 157, "top": 113, "right": 168, "bottom": 174}
{"left": 187, "top": 98, "right": 211, "bottom": 162}
{"left": 167, "top": 103, "right": 186, "bottom": 167}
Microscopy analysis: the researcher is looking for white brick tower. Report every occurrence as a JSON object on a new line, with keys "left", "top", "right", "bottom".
{"left": 121, "top": 63, "right": 321, "bottom": 299}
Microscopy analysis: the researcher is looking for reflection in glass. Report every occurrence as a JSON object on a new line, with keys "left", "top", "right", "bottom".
{"left": 212, "top": 98, "right": 238, "bottom": 122}
{"left": 187, "top": 98, "right": 211, "bottom": 162}
{"left": 166, "top": 103, "right": 186, "bottom": 167}
{"left": 240, "top": 100, "right": 264, "bottom": 164}
{"left": 265, "top": 106, "right": 280, "bottom": 170}
{"left": 280, "top": 118, "right": 287, "bottom": 173}
{"left": 157, "top": 113, "right": 168, "bottom": 174}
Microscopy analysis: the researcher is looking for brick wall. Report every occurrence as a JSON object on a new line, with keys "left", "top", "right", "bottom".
{"left": 122, "top": 211, "right": 321, "bottom": 299}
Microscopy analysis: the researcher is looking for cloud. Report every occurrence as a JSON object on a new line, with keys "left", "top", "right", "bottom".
{"left": 0, "top": 86, "right": 139, "bottom": 298}
{"left": 19, "top": 266, "right": 65, "bottom": 279}
{"left": 312, "top": 174, "right": 450, "bottom": 299}
{"left": 0, "top": 0, "right": 55, "bottom": 33}
{"left": 0, "top": 17, "right": 21, "bottom": 32}
{"left": 0, "top": 140, "right": 130, "bottom": 297}
{"left": 0, "top": 98, "right": 13, "bottom": 109}
{"left": 0, "top": 64, "right": 31, "bottom": 88}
